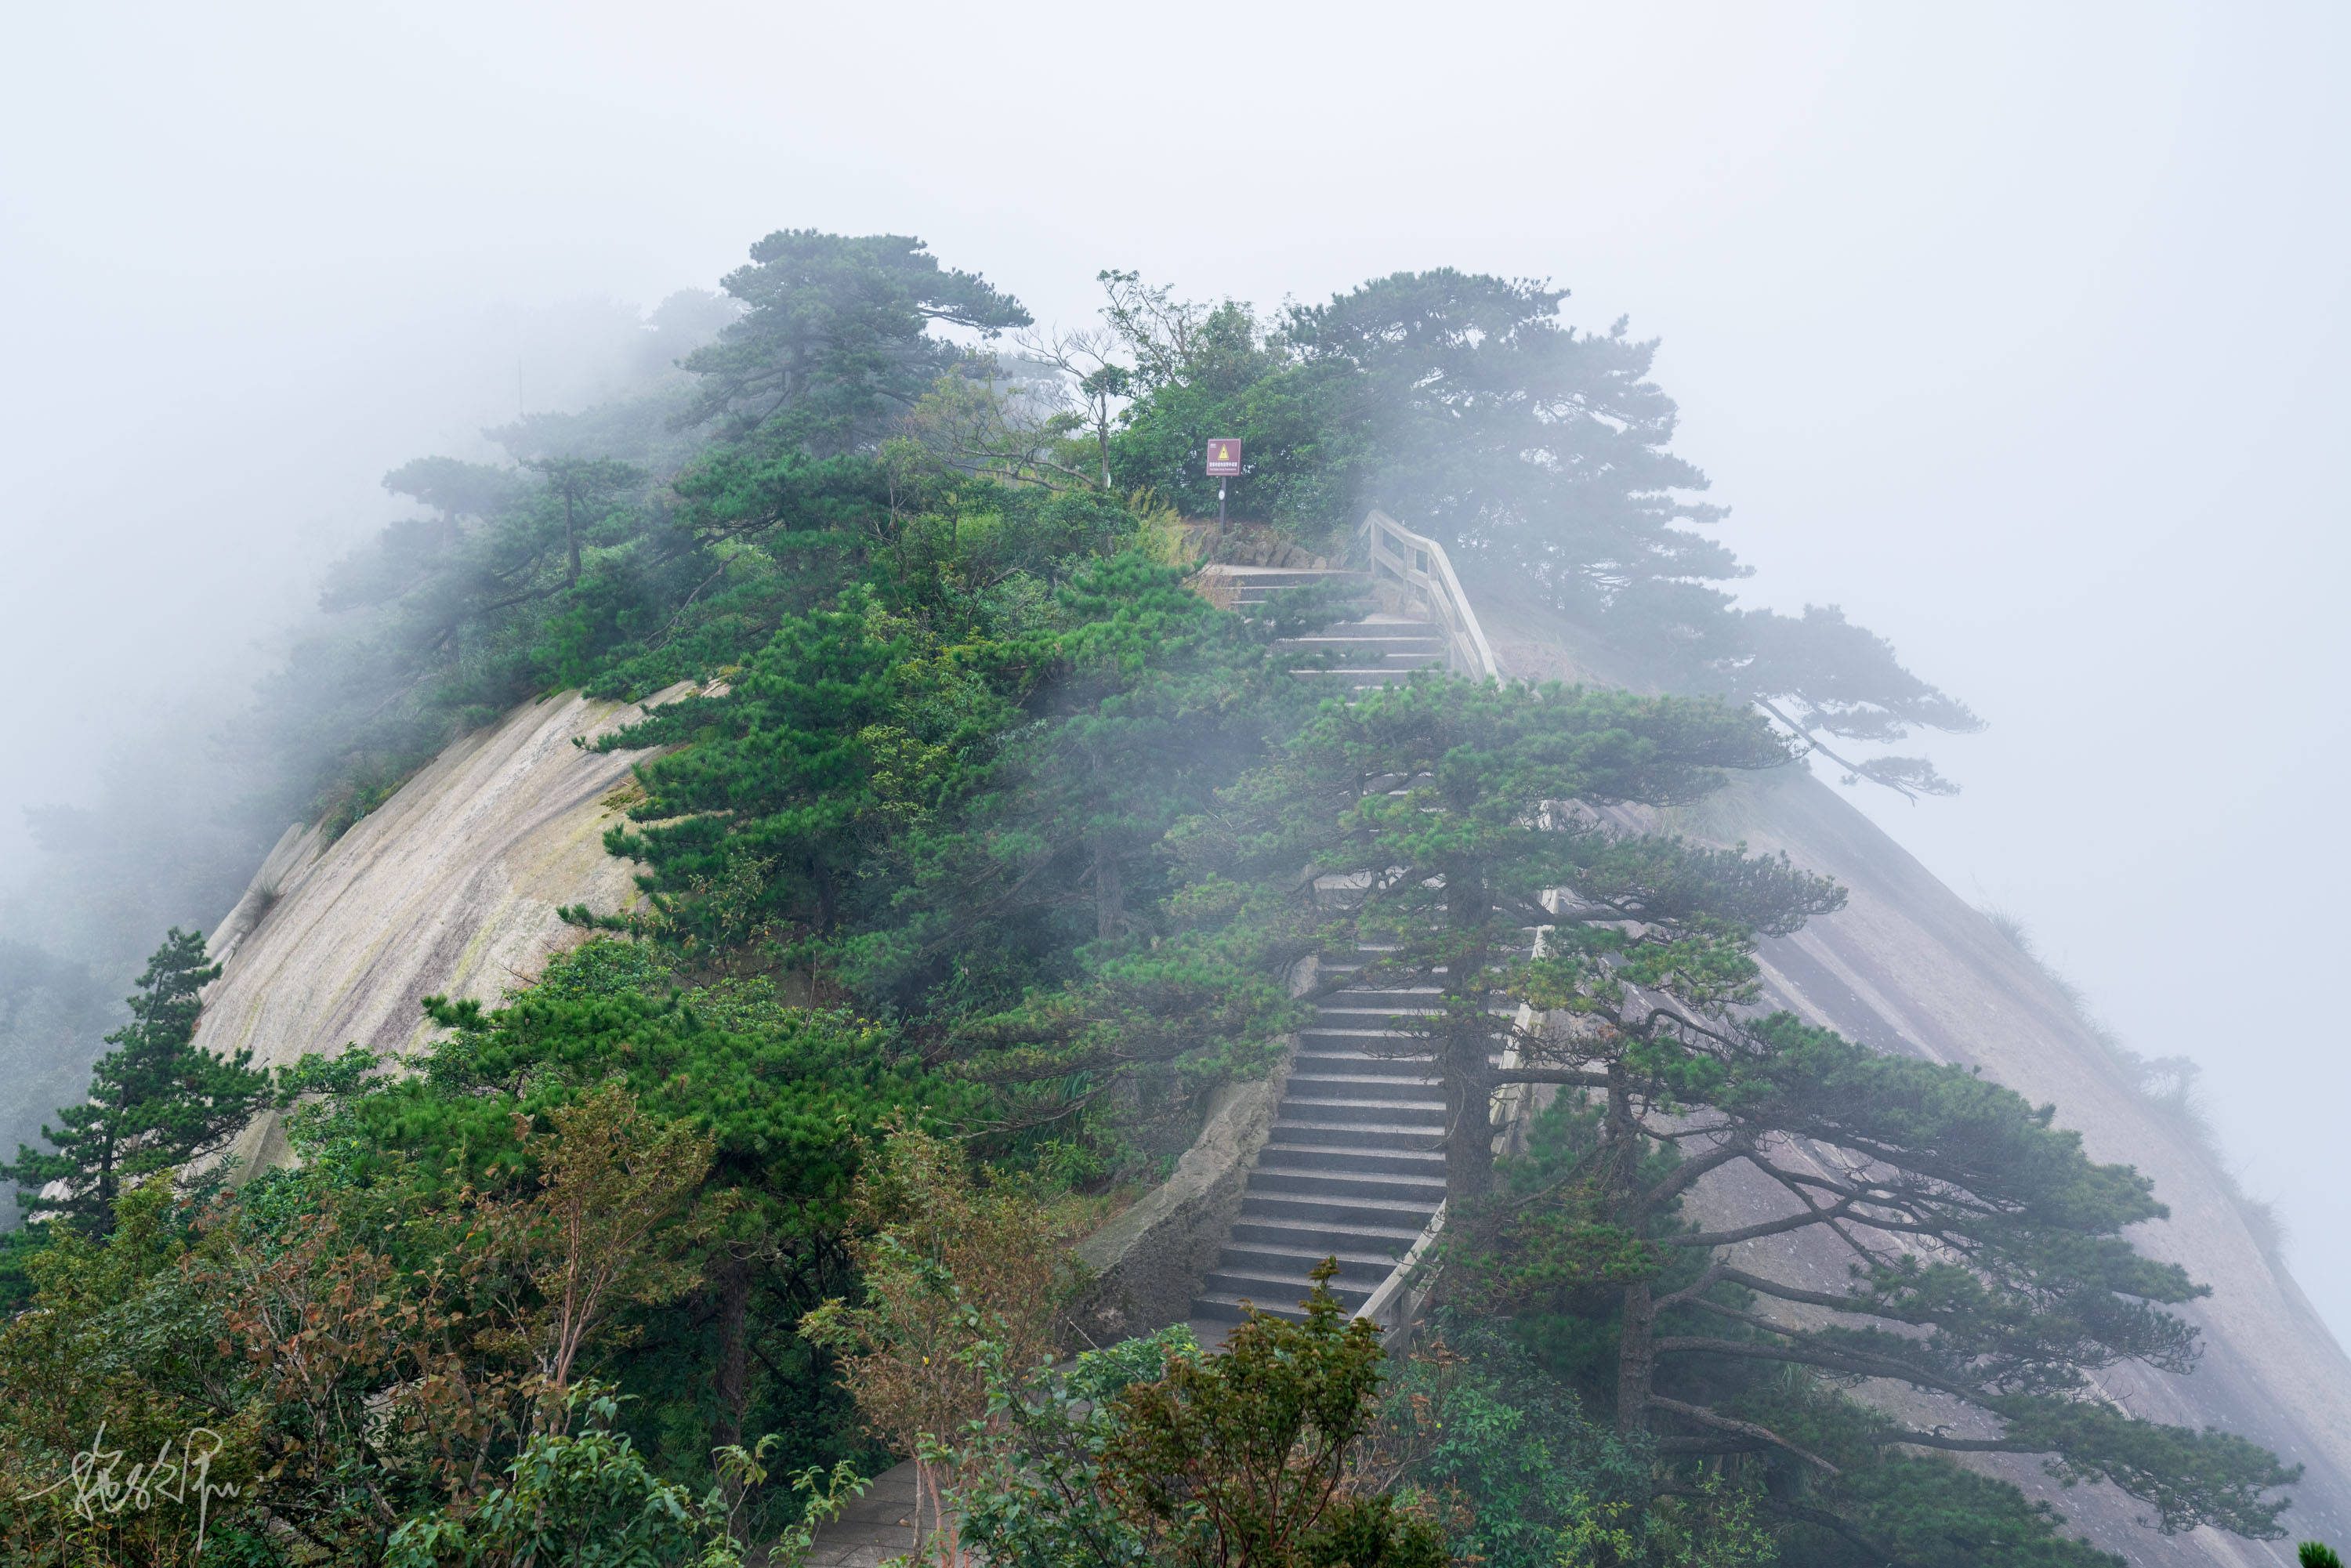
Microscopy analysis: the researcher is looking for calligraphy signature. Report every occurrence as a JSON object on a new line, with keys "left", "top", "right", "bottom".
{"left": 23, "top": 1423, "right": 241, "bottom": 1555}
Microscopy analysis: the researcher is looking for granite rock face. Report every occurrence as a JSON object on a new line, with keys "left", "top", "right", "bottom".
{"left": 197, "top": 685, "right": 689, "bottom": 1174}
{"left": 1067, "top": 1063, "right": 1295, "bottom": 1348}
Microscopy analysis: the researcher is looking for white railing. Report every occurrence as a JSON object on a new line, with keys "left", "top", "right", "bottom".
{"left": 1359, "top": 510, "right": 1501, "bottom": 679}
{"left": 1355, "top": 1200, "right": 1443, "bottom": 1349}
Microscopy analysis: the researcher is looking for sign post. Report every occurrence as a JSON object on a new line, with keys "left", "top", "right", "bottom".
{"left": 1205, "top": 438, "right": 1242, "bottom": 533}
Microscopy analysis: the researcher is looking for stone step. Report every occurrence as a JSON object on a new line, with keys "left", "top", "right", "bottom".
{"left": 1316, "top": 969, "right": 1456, "bottom": 984}
{"left": 1309, "top": 1028, "right": 1501, "bottom": 1045}
{"left": 1298, "top": 1029, "right": 1468, "bottom": 1051}
{"left": 1277, "top": 650, "right": 1445, "bottom": 662}
{"left": 1288, "top": 1065, "right": 1494, "bottom": 1091}
{"left": 1230, "top": 1214, "right": 1431, "bottom": 1251}
{"left": 1279, "top": 1097, "right": 1446, "bottom": 1125}
{"left": 1322, "top": 987, "right": 1496, "bottom": 1001}
{"left": 1277, "top": 650, "right": 1445, "bottom": 665}
{"left": 1291, "top": 1052, "right": 1440, "bottom": 1081}
{"left": 1213, "top": 1241, "right": 1412, "bottom": 1280}
{"left": 1229, "top": 588, "right": 1375, "bottom": 608}
{"left": 1291, "top": 1059, "right": 1436, "bottom": 1079}
{"left": 1290, "top": 1053, "right": 1439, "bottom": 1071}
{"left": 1307, "top": 1030, "right": 1505, "bottom": 1044}
{"left": 1200, "top": 1268, "right": 1378, "bottom": 1311}
{"left": 1257, "top": 1141, "right": 1447, "bottom": 1177}
{"left": 1272, "top": 1118, "right": 1447, "bottom": 1149}
{"left": 1324, "top": 987, "right": 1498, "bottom": 1000}
{"left": 1286, "top": 648, "right": 1446, "bottom": 662}
{"left": 1284, "top": 1073, "right": 1445, "bottom": 1103}
{"left": 1241, "top": 1192, "right": 1444, "bottom": 1231}
{"left": 1247, "top": 1165, "right": 1447, "bottom": 1203}
{"left": 1207, "top": 568, "right": 1371, "bottom": 586}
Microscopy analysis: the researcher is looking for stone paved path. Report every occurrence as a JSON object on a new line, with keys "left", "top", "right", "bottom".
{"left": 802, "top": 1459, "right": 922, "bottom": 1567}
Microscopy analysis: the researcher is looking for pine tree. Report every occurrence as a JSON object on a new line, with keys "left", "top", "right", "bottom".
{"left": 2, "top": 928, "right": 271, "bottom": 1233}
{"left": 676, "top": 230, "right": 1031, "bottom": 449}
{"left": 1185, "top": 672, "right": 2300, "bottom": 1552}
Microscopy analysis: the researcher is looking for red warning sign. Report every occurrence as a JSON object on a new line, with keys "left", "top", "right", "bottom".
{"left": 1205, "top": 438, "right": 1242, "bottom": 476}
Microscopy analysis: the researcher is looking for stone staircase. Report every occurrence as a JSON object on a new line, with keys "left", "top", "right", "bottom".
{"left": 1277, "top": 615, "right": 1454, "bottom": 696}
{"left": 1185, "top": 563, "right": 1471, "bottom": 1331}
{"left": 1190, "top": 948, "right": 1448, "bottom": 1327}
{"left": 1201, "top": 564, "right": 1453, "bottom": 694}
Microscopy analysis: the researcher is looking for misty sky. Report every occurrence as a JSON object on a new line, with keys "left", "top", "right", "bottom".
{"left": 4, "top": 2, "right": 2347, "bottom": 1329}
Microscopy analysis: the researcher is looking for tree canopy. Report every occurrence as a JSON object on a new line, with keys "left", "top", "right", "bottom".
{"left": 676, "top": 230, "right": 1031, "bottom": 448}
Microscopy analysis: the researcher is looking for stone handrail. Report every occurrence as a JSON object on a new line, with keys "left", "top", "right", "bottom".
{"left": 1357, "top": 1200, "right": 1444, "bottom": 1349}
{"left": 1358, "top": 510, "right": 1500, "bottom": 679}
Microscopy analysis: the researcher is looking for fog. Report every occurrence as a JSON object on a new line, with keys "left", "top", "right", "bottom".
{"left": 3, "top": 0, "right": 2346, "bottom": 1331}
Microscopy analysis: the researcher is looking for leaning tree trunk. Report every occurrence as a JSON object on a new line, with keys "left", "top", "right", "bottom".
{"left": 1442, "top": 1021, "right": 1498, "bottom": 1206}
{"left": 1617, "top": 1278, "right": 1658, "bottom": 1437}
